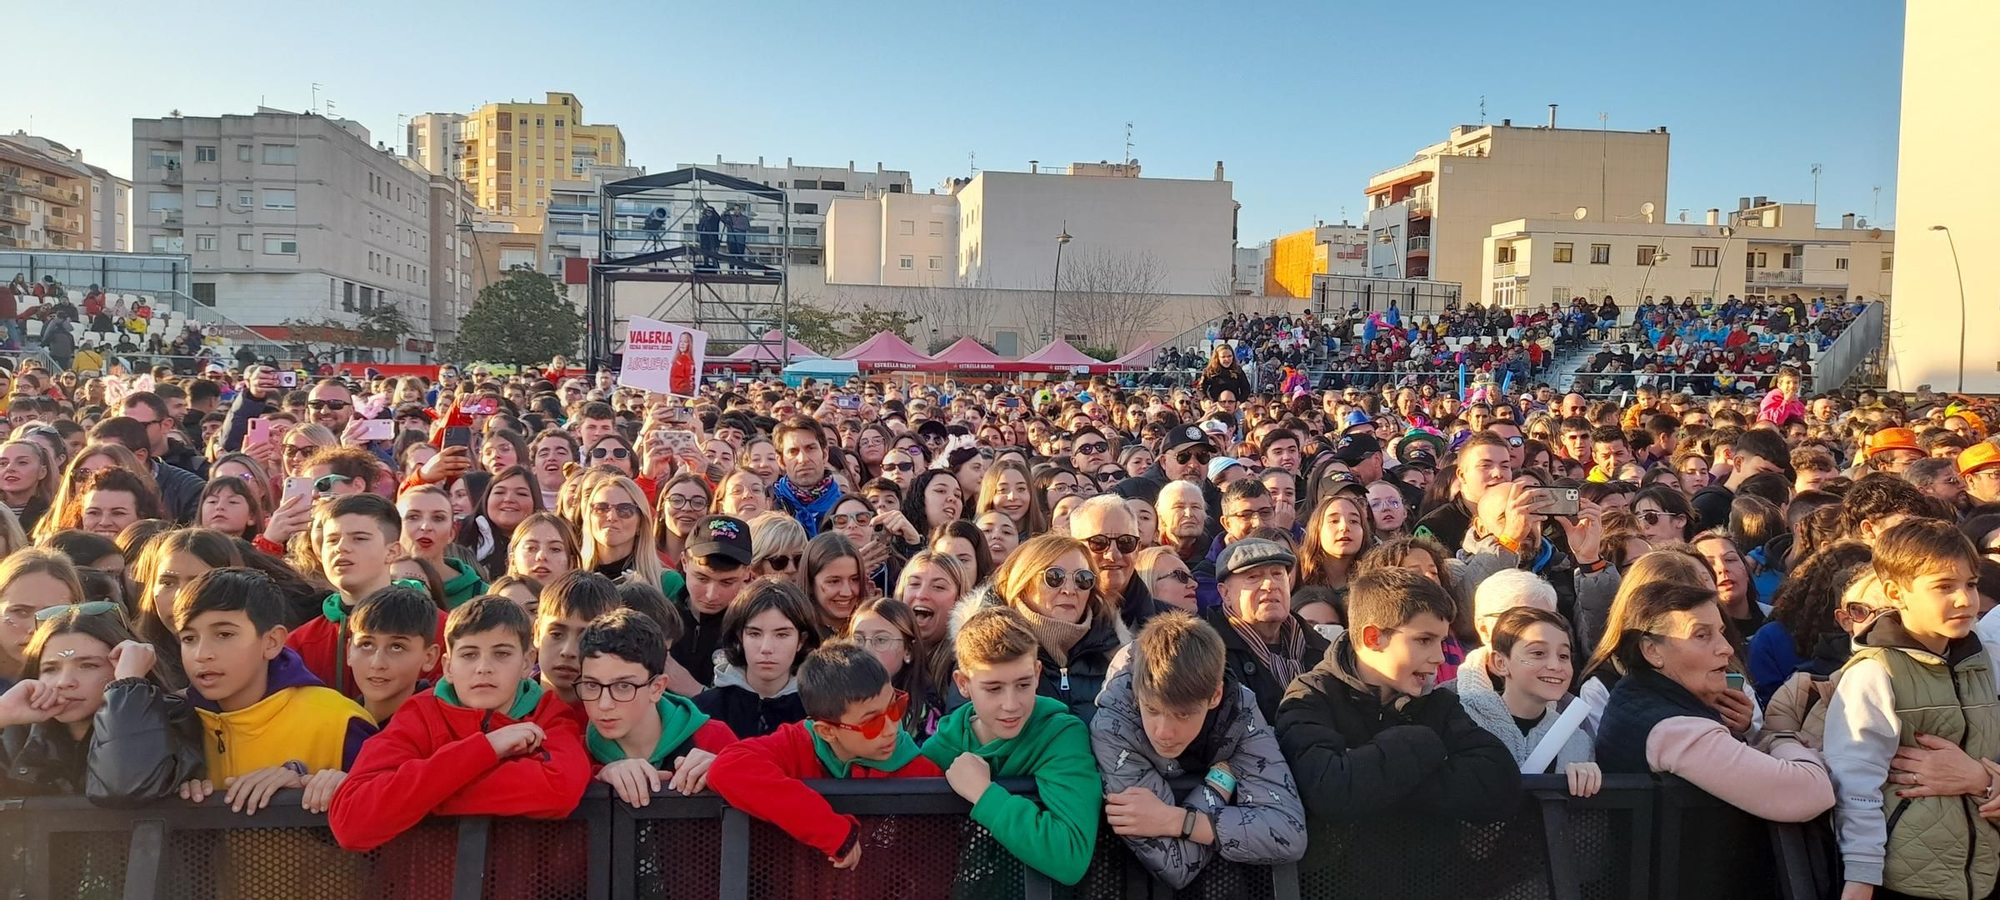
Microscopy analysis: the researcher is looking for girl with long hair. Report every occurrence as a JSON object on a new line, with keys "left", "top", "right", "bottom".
{"left": 36, "top": 443, "right": 154, "bottom": 541}
{"left": 1299, "top": 492, "right": 1375, "bottom": 599}
{"left": 0, "top": 438, "right": 59, "bottom": 534}
{"left": 848, "top": 596, "right": 943, "bottom": 741}
{"left": 579, "top": 472, "right": 676, "bottom": 597}
{"left": 804, "top": 532, "right": 867, "bottom": 637}
{"left": 0, "top": 549, "right": 87, "bottom": 680}
{"left": 59, "top": 468, "right": 165, "bottom": 539}
{"left": 976, "top": 459, "right": 1048, "bottom": 540}
{"left": 508, "top": 511, "right": 579, "bottom": 586}
{"left": 130, "top": 528, "right": 243, "bottom": 690}
{"left": 458, "top": 464, "right": 542, "bottom": 576}
{"left": 197, "top": 476, "right": 265, "bottom": 541}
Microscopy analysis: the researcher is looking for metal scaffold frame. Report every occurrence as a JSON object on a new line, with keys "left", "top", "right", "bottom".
{"left": 586, "top": 167, "right": 790, "bottom": 372}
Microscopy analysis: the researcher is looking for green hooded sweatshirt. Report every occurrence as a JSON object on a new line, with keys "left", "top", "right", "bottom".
{"left": 440, "top": 558, "right": 488, "bottom": 610}
{"left": 919, "top": 694, "right": 1100, "bottom": 886}
{"left": 434, "top": 677, "right": 543, "bottom": 720}
{"left": 585, "top": 693, "right": 711, "bottom": 767}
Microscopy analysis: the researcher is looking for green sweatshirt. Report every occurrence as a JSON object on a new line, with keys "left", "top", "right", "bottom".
{"left": 919, "top": 695, "right": 1101, "bottom": 886}
{"left": 440, "top": 558, "right": 487, "bottom": 610}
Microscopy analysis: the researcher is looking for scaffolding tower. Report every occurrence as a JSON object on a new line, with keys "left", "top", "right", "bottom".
{"left": 586, "top": 168, "right": 790, "bottom": 372}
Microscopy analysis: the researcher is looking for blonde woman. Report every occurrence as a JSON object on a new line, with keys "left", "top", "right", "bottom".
{"left": 0, "top": 548, "right": 86, "bottom": 679}
{"left": 972, "top": 533, "right": 1127, "bottom": 724}
{"left": 747, "top": 512, "right": 808, "bottom": 589}
{"left": 0, "top": 438, "right": 59, "bottom": 534}
{"left": 0, "top": 507, "right": 28, "bottom": 562}
{"left": 975, "top": 459, "right": 1047, "bottom": 540}
{"left": 578, "top": 471, "right": 682, "bottom": 598}
{"left": 35, "top": 443, "right": 155, "bottom": 541}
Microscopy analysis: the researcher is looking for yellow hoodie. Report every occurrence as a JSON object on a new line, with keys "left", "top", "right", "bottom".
{"left": 191, "top": 649, "right": 375, "bottom": 781}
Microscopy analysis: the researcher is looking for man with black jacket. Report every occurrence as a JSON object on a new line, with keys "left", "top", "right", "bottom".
{"left": 667, "top": 516, "right": 756, "bottom": 689}
{"left": 1203, "top": 538, "right": 1329, "bottom": 723}
{"left": 87, "top": 415, "right": 202, "bottom": 523}
{"left": 1691, "top": 428, "right": 1791, "bottom": 531}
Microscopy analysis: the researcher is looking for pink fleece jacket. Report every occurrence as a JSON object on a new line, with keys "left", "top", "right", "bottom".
{"left": 1646, "top": 716, "right": 1835, "bottom": 822}
{"left": 1757, "top": 389, "right": 1805, "bottom": 426}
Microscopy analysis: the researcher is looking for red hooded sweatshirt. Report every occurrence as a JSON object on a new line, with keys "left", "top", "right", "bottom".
{"left": 287, "top": 594, "right": 447, "bottom": 700}
{"left": 328, "top": 678, "right": 589, "bottom": 852}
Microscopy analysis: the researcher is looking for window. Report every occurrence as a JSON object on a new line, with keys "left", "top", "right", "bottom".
{"left": 928, "top": 220, "right": 944, "bottom": 236}
{"left": 192, "top": 283, "right": 216, "bottom": 306}
{"left": 889, "top": 184, "right": 904, "bottom": 193}
{"left": 262, "top": 189, "right": 296, "bottom": 210}
{"left": 1550, "top": 286, "right": 1571, "bottom": 304}
{"left": 1881, "top": 251, "right": 1894, "bottom": 272}
{"left": 821, "top": 181, "right": 846, "bottom": 191}
{"left": 928, "top": 256, "right": 942, "bottom": 270}
{"left": 1637, "top": 245, "right": 1657, "bottom": 266}
{"left": 1781, "top": 252, "right": 1797, "bottom": 268}
{"left": 261, "top": 144, "right": 297, "bottom": 165}
{"left": 792, "top": 202, "right": 818, "bottom": 215}
{"left": 195, "top": 190, "right": 218, "bottom": 208}
{"left": 898, "top": 220, "right": 915, "bottom": 236}
{"left": 148, "top": 150, "right": 181, "bottom": 169}
{"left": 196, "top": 234, "right": 217, "bottom": 251}
{"left": 195, "top": 146, "right": 218, "bottom": 163}
{"left": 898, "top": 256, "right": 913, "bottom": 270}
{"left": 236, "top": 145, "right": 252, "bottom": 162}
{"left": 1691, "top": 246, "right": 1719, "bottom": 267}
{"left": 793, "top": 179, "right": 819, "bottom": 190}
{"left": 147, "top": 192, "right": 182, "bottom": 211}
{"left": 1747, "top": 251, "right": 1766, "bottom": 268}
{"left": 1551, "top": 243, "right": 1573, "bottom": 263}
{"left": 1589, "top": 244, "right": 1611, "bottom": 265}
{"left": 1835, "top": 257, "right": 1849, "bottom": 270}
{"left": 555, "top": 118, "right": 564, "bottom": 128}
{"left": 264, "top": 234, "right": 298, "bottom": 255}
{"left": 237, "top": 234, "right": 252, "bottom": 251}
{"left": 237, "top": 190, "right": 253, "bottom": 208}
{"left": 149, "top": 236, "right": 170, "bottom": 252}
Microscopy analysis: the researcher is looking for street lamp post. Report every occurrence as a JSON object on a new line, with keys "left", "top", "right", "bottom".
{"left": 1051, "top": 223, "right": 1071, "bottom": 347}
{"left": 1638, "top": 250, "right": 1672, "bottom": 310}
{"left": 1931, "top": 225, "right": 1968, "bottom": 394}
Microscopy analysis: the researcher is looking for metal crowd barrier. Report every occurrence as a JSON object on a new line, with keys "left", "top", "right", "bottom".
{"left": 0, "top": 774, "right": 1824, "bottom": 900}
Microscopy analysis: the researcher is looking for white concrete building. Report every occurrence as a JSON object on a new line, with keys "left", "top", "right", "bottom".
{"left": 1233, "top": 246, "right": 1264, "bottom": 295}
{"left": 542, "top": 163, "right": 647, "bottom": 276}
{"left": 132, "top": 108, "right": 438, "bottom": 355}
{"left": 671, "top": 157, "right": 913, "bottom": 267}
{"left": 405, "top": 113, "right": 466, "bottom": 179}
{"left": 824, "top": 189, "right": 959, "bottom": 287}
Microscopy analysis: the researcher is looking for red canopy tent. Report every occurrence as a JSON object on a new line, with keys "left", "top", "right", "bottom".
{"left": 836, "top": 330, "right": 932, "bottom": 372}
{"left": 923, "top": 336, "right": 1015, "bottom": 373}
{"left": 1108, "top": 339, "right": 1163, "bottom": 370}
{"left": 1016, "top": 338, "right": 1111, "bottom": 374}
{"left": 723, "top": 330, "right": 821, "bottom": 362}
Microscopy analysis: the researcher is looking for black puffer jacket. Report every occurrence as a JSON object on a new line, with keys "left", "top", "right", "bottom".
{"left": 1203, "top": 605, "right": 1329, "bottom": 725}
{"left": 1037, "top": 612, "right": 1126, "bottom": 727}
{"left": 0, "top": 678, "right": 205, "bottom": 806}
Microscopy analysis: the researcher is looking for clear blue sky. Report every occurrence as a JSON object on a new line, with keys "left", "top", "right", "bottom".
{"left": 7, "top": 0, "right": 1905, "bottom": 240}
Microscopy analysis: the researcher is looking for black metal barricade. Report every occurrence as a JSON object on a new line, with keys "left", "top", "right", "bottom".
{"left": 0, "top": 775, "right": 1819, "bottom": 900}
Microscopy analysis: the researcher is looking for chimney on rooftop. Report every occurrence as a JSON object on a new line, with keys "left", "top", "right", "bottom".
{"left": 1214, "top": 160, "right": 1225, "bottom": 182}
{"left": 1738, "top": 197, "right": 1753, "bottom": 211}
{"left": 1501, "top": 118, "right": 1511, "bottom": 126}
{"left": 1841, "top": 213, "right": 1856, "bottom": 229}
{"left": 1030, "top": 160, "right": 1039, "bottom": 174}
{"left": 1548, "top": 104, "right": 1558, "bottom": 128}
{"left": 1706, "top": 209, "right": 1720, "bottom": 226}
{"left": 1754, "top": 195, "right": 1768, "bottom": 207}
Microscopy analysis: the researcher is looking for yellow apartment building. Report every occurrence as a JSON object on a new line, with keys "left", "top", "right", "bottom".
{"left": 459, "top": 93, "right": 625, "bottom": 228}
{"left": 1262, "top": 223, "right": 1366, "bottom": 299}
{"left": 1364, "top": 116, "right": 1671, "bottom": 294}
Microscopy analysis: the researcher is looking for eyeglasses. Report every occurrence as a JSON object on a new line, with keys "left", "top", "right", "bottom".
{"left": 313, "top": 474, "right": 353, "bottom": 494}
{"left": 1637, "top": 510, "right": 1686, "bottom": 527}
{"left": 853, "top": 633, "right": 906, "bottom": 652}
{"left": 1159, "top": 569, "right": 1195, "bottom": 585}
{"left": 1367, "top": 497, "right": 1403, "bottom": 511}
{"left": 819, "top": 690, "right": 910, "bottom": 740}
{"left": 592, "top": 501, "right": 640, "bottom": 520}
{"left": 885, "top": 461, "right": 915, "bottom": 473}
{"left": 831, "top": 511, "right": 875, "bottom": 527}
{"left": 665, "top": 495, "right": 706, "bottom": 511}
{"left": 1175, "top": 448, "right": 1213, "bottom": 465}
{"left": 1227, "top": 507, "right": 1274, "bottom": 521}
{"left": 34, "top": 600, "right": 123, "bottom": 622}
{"left": 574, "top": 679, "right": 648, "bottom": 702}
{"left": 590, "top": 446, "right": 631, "bottom": 460}
{"left": 306, "top": 399, "right": 350, "bottom": 411}
{"left": 762, "top": 552, "right": 802, "bottom": 572}
{"left": 1505, "top": 435, "right": 1525, "bottom": 447}
{"left": 1075, "top": 441, "right": 1108, "bottom": 456}
{"left": 1040, "top": 566, "right": 1098, "bottom": 592}
{"left": 1083, "top": 534, "right": 1141, "bottom": 555}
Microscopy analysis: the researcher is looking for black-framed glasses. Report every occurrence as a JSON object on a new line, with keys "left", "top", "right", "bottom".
{"left": 1083, "top": 534, "right": 1140, "bottom": 555}
{"left": 1040, "top": 566, "right": 1097, "bottom": 592}
{"left": 306, "top": 399, "right": 350, "bottom": 411}
{"left": 591, "top": 502, "right": 640, "bottom": 520}
{"left": 1075, "top": 441, "right": 1108, "bottom": 456}
{"left": 35, "top": 600, "right": 122, "bottom": 621}
{"left": 590, "top": 446, "right": 631, "bottom": 460}
{"left": 665, "top": 495, "right": 706, "bottom": 511}
{"left": 574, "top": 679, "right": 647, "bottom": 702}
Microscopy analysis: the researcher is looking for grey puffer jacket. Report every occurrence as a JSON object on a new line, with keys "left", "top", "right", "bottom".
{"left": 1088, "top": 648, "right": 1307, "bottom": 888}
{"left": 1448, "top": 646, "right": 1594, "bottom": 773}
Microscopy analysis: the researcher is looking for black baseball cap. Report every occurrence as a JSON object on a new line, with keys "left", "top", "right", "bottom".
{"left": 1333, "top": 432, "right": 1382, "bottom": 466}
{"left": 686, "top": 515, "right": 753, "bottom": 566}
{"left": 1165, "top": 424, "right": 1208, "bottom": 453}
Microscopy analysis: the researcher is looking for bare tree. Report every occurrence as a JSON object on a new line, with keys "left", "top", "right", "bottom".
{"left": 1209, "top": 272, "right": 1253, "bottom": 320}
{"left": 896, "top": 282, "right": 989, "bottom": 352}
{"left": 1058, "top": 247, "right": 1166, "bottom": 352}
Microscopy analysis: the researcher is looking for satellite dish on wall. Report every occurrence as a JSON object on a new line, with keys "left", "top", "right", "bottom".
{"left": 1869, "top": 228, "right": 1884, "bottom": 239}
{"left": 1572, "top": 207, "right": 1588, "bottom": 221}
{"left": 1641, "top": 202, "right": 1656, "bottom": 216}
{"left": 1678, "top": 211, "right": 1689, "bottom": 223}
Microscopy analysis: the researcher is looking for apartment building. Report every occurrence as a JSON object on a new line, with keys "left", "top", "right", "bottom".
{"left": 131, "top": 108, "right": 438, "bottom": 350}
{"left": 1479, "top": 201, "right": 1892, "bottom": 310}
{"left": 541, "top": 163, "right": 648, "bottom": 276}
{"left": 0, "top": 142, "right": 89, "bottom": 252}
{"left": 679, "top": 157, "right": 914, "bottom": 267}
{"left": 417, "top": 163, "right": 479, "bottom": 351}
{"left": 406, "top": 113, "right": 466, "bottom": 179}
{"left": 0, "top": 133, "right": 129, "bottom": 253}
{"left": 1262, "top": 223, "right": 1367, "bottom": 298}
{"left": 1365, "top": 117, "right": 1671, "bottom": 291}
{"left": 458, "top": 93, "right": 625, "bottom": 226}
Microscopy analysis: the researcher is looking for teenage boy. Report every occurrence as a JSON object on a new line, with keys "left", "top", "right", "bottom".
{"left": 1826, "top": 519, "right": 2000, "bottom": 900}
{"left": 580, "top": 608, "right": 739, "bottom": 805}
{"left": 1090, "top": 613, "right": 1306, "bottom": 889}
{"left": 669, "top": 515, "right": 757, "bottom": 689}
{"left": 346, "top": 585, "right": 443, "bottom": 725}
{"left": 1275, "top": 569, "right": 1519, "bottom": 886}
{"left": 329, "top": 596, "right": 590, "bottom": 851}
{"left": 290, "top": 494, "right": 446, "bottom": 697}
{"left": 919, "top": 606, "right": 1101, "bottom": 888}
{"left": 536, "top": 572, "right": 621, "bottom": 708}
{"left": 1692, "top": 428, "right": 1791, "bottom": 531}
{"left": 175, "top": 567, "right": 375, "bottom": 815}
{"left": 708, "top": 642, "right": 943, "bottom": 872}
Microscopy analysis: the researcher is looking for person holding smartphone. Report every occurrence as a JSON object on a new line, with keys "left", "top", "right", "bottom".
{"left": 1458, "top": 481, "right": 1622, "bottom": 661}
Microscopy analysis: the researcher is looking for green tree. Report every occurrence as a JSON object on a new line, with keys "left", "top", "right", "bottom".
{"left": 446, "top": 269, "right": 585, "bottom": 365}
{"left": 784, "top": 298, "right": 848, "bottom": 356}
{"left": 847, "top": 304, "right": 922, "bottom": 345}
{"left": 283, "top": 304, "right": 418, "bottom": 361}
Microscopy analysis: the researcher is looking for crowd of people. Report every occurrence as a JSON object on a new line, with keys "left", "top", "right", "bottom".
{"left": 0, "top": 346, "right": 1998, "bottom": 896}
{"left": 1574, "top": 293, "right": 1869, "bottom": 396}
{"left": 2, "top": 273, "right": 223, "bottom": 374}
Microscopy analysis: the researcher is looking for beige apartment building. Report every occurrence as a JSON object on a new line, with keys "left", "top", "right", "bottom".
{"left": 1481, "top": 200, "right": 1892, "bottom": 310}
{"left": 406, "top": 113, "right": 466, "bottom": 179}
{"left": 1890, "top": 0, "right": 1997, "bottom": 393}
{"left": 0, "top": 142, "right": 89, "bottom": 252}
{"left": 457, "top": 93, "right": 625, "bottom": 227}
{"left": 1365, "top": 118, "right": 1671, "bottom": 293}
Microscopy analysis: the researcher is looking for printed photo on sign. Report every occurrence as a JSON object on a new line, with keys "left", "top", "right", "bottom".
{"left": 619, "top": 317, "right": 707, "bottom": 397}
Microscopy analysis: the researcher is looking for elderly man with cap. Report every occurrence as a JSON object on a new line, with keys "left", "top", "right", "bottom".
{"left": 1332, "top": 431, "right": 1385, "bottom": 484}
{"left": 1201, "top": 537, "right": 1329, "bottom": 723}
{"left": 1864, "top": 426, "right": 1925, "bottom": 476}
{"left": 1960, "top": 443, "right": 2000, "bottom": 507}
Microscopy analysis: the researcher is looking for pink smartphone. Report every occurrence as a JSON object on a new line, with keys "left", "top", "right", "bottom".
{"left": 281, "top": 477, "right": 315, "bottom": 506}
{"left": 356, "top": 419, "right": 395, "bottom": 442}
{"left": 246, "top": 418, "right": 272, "bottom": 446}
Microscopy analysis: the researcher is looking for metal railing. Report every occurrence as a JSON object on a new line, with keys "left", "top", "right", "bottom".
{"left": 1813, "top": 300, "right": 1885, "bottom": 390}
{"left": 1493, "top": 261, "right": 1520, "bottom": 278}
{"left": 0, "top": 774, "right": 1821, "bottom": 900}
{"left": 1749, "top": 268, "right": 1803, "bottom": 284}
{"left": 1408, "top": 235, "right": 1432, "bottom": 252}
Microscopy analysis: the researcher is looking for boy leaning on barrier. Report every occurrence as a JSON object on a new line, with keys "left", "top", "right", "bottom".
{"left": 579, "top": 607, "right": 737, "bottom": 805}
{"left": 920, "top": 605, "right": 1102, "bottom": 889}
{"left": 1826, "top": 519, "right": 2000, "bottom": 900}
{"left": 328, "top": 595, "right": 590, "bottom": 851}
{"left": 707, "top": 640, "right": 941, "bottom": 867}
{"left": 1089, "top": 611, "right": 1307, "bottom": 889}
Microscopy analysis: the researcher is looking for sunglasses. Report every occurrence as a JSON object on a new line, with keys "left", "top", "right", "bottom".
{"left": 1075, "top": 441, "right": 1108, "bottom": 456}
{"left": 306, "top": 399, "right": 350, "bottom": 411}
{"left": 313, "top": 474, "right": 353, "bottom": 494}
{"left": 1175, "top": 448, "right": 1213, "bottom": 466}
{"left": 1637, "top": 510, "right": 1686, "bottom": 526}
{"left": 820, "top": 689, "right": 911, "bottom": 740}
{"left": 1159, "top": 569, "right": 1196, "bottom": 585}
{"left": 592, "top": 501, "right": 640, "bottom": 520}
{"left": 763, "top": 552, "right": 802, "bottom": 572}
{"left": 590, "top": 446, "right": 631, "bottom": 460}
{"left": 885, "top": 461, "right": 915, "bottom": 473}
{"left": 1083, "top": 534, "right": 1141, "bottom": 555}
{"left": 1041, "top": 566, "right": 1098, "bottom": 592}
{"left": 1505, "top": 435, "right": 1525, "bottom": 447}
{"left": 35, "top": 600, "right": 122, "bottom": 622}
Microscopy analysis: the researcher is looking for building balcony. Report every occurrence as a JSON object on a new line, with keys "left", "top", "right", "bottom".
{"left": 1408, "top": 235, "right": 1432, "bottom": 253}
{"left": 0, "top": 233, "right": 19, "bottom": 248}
{"left": 44, "top": 210, "right": 80, "bottom": 234}
{"left": 0, "top": 204, "right": 24, "bottom": 225}
{"left": 159, "top": 211, "right": 183, "bottom": 229}
{"left": 1406, "top": 196, "right": 1433, "bottom": 217}
{"left": 160, "top": 167, "right": 183, "bottom": 184}
{"left": 1749, "top": 267, "right": 1802, "bottom": 285}
{"left": 1492, "top": 261, "right": 1521, "bottom": 278}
